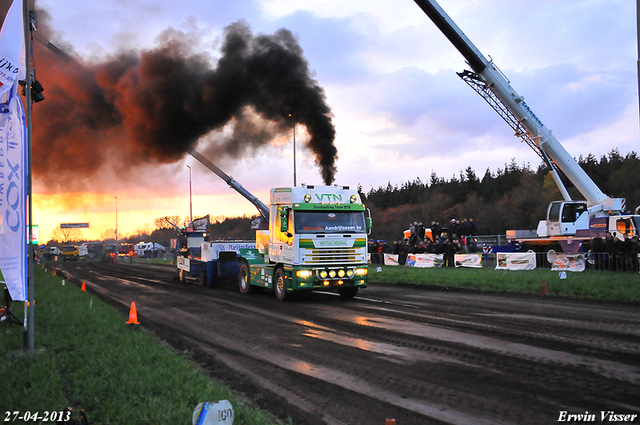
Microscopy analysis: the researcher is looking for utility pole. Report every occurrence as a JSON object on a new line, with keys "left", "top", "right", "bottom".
{"left": 185, "top": 164, "right": 192, "bottom": 222}
{"left": 115, "top": 197, "right": 118, "bottom": 259}
{"left": 24, "top": 0, "right": 34, "bottom": 357}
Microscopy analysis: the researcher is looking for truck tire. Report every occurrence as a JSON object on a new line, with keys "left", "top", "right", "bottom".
{"left": 338, "top": 287, "right": 358, "bottom": 299}
{"left": 238, "top": 262, "right": 252, "bottom": 294}
{"left": 274, "top": 268, "right": 287, "bottom": 301}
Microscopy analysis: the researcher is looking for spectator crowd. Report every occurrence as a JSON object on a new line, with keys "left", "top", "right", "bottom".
{"left": 589, "top": 232, "right": 639, "bottom": 273}
{"left": 369, "top": 218, "right": 478, "bottom": 267}
{"left": 368, "top": 220, "right": 639, "bottom": 273}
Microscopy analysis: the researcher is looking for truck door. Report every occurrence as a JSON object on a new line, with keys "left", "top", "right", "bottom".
{"left": 548, "top": 201, "right": 587, "bottom": 236}
{"left": 616, "top": 218, "right": 635, "bottom": 238}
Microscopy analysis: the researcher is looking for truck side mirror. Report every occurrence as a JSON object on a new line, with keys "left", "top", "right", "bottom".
{"left": 279, "top": 207, "right": 289, "bottom": 233}
{"left": 366, "top": 209, "right": 373, "bottom": 235}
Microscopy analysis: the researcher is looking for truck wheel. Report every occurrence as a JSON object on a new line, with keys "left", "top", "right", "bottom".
{"left": 239, "top": 262, "right": 253, "bottom": 294}
{"left": 274, "top": 268, "right": 287, "bottom": 301}
{"left": 338, "top": 287, "right": 358, "bottom": 299}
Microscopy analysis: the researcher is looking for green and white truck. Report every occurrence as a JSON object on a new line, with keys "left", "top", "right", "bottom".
{"left": 187, "top": 150, "right": 372, "bottom": 301}
{"left": 238, "top": 185, "right": 370, "bottom": 300}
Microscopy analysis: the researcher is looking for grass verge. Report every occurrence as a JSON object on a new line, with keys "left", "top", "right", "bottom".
{"left": 368, "top": 264, "right": 640, "bottom": 301}
{"left": 0, "top": 266, "right": 281, "bottom": 425}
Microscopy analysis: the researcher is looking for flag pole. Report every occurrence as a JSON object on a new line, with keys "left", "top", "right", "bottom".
{"left": 23, "top": 0, "right": 34, "bottom": 357}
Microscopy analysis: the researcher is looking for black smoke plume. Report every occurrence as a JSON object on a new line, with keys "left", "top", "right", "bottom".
{"left": 32, "top": 17, "right": 338, "bottom": 190}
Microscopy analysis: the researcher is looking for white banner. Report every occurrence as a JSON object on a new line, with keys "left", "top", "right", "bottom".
{"left": 495, "top": 252, "right": 536, "bottom": 271}
{"left": 0, "top": 0, "right": 25, "bottom": 98}
{"left": 406, "top": 253, "right": 444, "bottom": 268}
{"left": 0, "top": 85, "right": 27, "bottom": 300}
{"left": 549, "top": 253, "right": 585, "bottom": 272}
{"left": 454, "top": 254, "right": 482, "bottom": 268}
{"left": 383, "top": 253, "right": 400, "bottom": 266}
{"left": 0, "top": 0, "right": 27, "bottom": 301}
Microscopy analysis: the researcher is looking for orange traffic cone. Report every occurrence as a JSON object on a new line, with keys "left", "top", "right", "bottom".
{"left": 81, "top": 282, "right": 86, "bottom": 291}
{"left": 385, "top": 419, "right": 396, "bottom": 425}
{"left": 126, "top": 302, "right": 140, "bottom": 325}
{"left": 541, "top": 278, "right": 548, "bottom": 295}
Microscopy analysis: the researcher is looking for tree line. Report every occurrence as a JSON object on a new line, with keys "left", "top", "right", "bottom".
{"left": 360, "top": 149, "right": 640, "bottom": 241}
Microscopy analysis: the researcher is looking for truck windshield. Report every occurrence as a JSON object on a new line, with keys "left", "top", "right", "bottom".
{"left": 294, "top": 211, "right": 366, "bottom": 234}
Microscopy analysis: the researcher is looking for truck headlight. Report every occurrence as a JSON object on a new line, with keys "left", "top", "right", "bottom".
{"left": 355, "top": 268, "right": 368, "bottom": 276}
{"left": 296, "top": 270, "right": 313, "bottom": 278}
{"left": 346, "top": 269, "right": 355, "bottom": 278}
{"left": 320, "top": 270, "right": 328, "bottom": 278}
{"left": 338, "top": 269, "right": 345, "bottom": 278}
{"left": 329, "top": 270, "right": 337, "bottom": 278}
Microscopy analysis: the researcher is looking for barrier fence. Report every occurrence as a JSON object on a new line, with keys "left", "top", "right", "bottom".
{"left": 368, "top": 252, "right": 640, "bottom": 273}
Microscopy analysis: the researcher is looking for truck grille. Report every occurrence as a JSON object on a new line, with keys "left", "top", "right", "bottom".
{"left": 302, "top": 247, "right": 362, "bottom": 265}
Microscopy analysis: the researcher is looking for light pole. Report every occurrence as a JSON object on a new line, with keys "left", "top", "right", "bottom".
{"left": 289, "top": 114, "right": 297, "bottom": 186}
{"left": 115, "top": 197, "right": 118, "bottom": 260}
{"left": 185, "top": 164, "right": 192, "bottom": 222}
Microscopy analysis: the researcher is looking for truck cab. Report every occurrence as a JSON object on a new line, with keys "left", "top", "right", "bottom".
{"left": 539, "top": 201, "right": 589, "bottom": 237}
{"left": 62, "top": 245, "right": 79, "bottom": 261}
{"left": 251, "top": 185, "right": 371, "bottom": 300}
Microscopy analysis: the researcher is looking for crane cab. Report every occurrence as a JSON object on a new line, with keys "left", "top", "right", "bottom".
{"left": 538, "top": 201, "right": 589, "bottom": 237}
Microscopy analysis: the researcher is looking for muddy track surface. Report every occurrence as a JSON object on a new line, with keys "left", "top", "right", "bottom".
{"left": 53, "top": 261, "right": 640, "bottom": 425}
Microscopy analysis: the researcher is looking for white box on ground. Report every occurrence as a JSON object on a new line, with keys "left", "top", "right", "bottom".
{"left": 192, "top": 400, "right": 234, "bottom": 425}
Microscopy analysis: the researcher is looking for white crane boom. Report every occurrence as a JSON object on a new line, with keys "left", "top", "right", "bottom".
{"left": 413, "top": 0, "right": 616, "bottom": 211}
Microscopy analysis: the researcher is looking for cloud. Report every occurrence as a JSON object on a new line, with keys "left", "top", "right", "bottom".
{"left": 270, "top": 10, "right": 373, "bottom": 83}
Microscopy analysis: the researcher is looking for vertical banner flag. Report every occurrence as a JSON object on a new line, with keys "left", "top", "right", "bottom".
{"left": 0, "top": 0, "right": 28, "bottom": 301}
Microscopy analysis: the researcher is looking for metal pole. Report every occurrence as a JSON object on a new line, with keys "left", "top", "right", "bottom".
{"left": 293, "top": 125, "right": 297, "bottom": 187}
{"left": 185, "top": 165, "right": 192, "bottom": 222}
{"left": 23, "top": 0, "right": 34, "bottom": 357}
{"left": 115, "top": 197, "right": 118, "bottom": 258}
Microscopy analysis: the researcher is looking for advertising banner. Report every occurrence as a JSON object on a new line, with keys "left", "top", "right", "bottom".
{"left": 383, "top": 253, "right": 400, "bottom": 266}
{"left": 0, "top": 0, "right": 27, "bottom": 301}
{"left": 60, "top": 223, "right": 90, "bottom": 229}
{"left": 454, "top": 254, "right": 482, "bottom": 268}
{"left": 549, "top": 253, "right": 585, "bottom": 272}
{"left": 495, "top": 252, "right": 536, "bottom": 271}
{"left": 406, "top": 253, "right": 444, "bottom": 268}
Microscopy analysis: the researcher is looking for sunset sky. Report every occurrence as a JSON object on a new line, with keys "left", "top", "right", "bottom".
{"left": 21, "top": 0, "right": 640, "bottom": 243}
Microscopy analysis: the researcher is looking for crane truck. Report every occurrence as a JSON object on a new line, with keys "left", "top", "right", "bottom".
{"left": 175, "top": 150, "right": 371, "bottom": 300}
{"left": 413, "top": 0, "right": 640, "bottom": 253}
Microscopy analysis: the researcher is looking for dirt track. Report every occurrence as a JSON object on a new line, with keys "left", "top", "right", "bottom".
{"left": 54, "top": 261, "right": 640, "bottom": 425}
